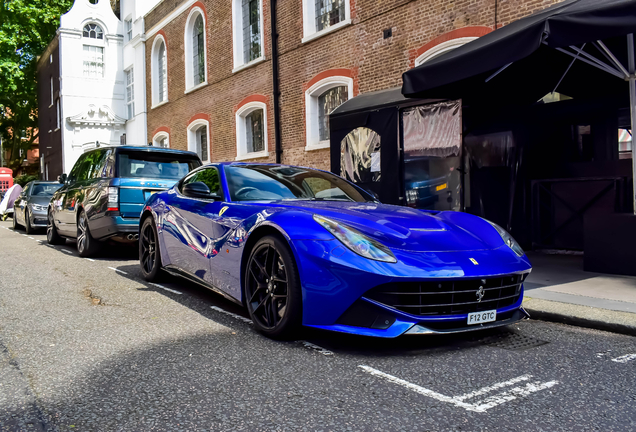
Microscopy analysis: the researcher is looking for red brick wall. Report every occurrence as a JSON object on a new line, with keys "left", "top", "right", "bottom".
{"left": 145, "top": 0, "right": 560, "bottom": 171}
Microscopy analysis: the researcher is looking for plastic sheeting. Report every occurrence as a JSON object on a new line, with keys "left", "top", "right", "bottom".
{"left": 0, "top": 184, "right": 23, "bottom": 215}
{"left": 340, "top": 127, "right": 381, "bottom": 183}
{"left": 402, "top": 100, "right": 461, "bottom": 158}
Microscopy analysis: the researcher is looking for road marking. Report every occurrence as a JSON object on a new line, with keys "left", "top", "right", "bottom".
{"left": 60, "top": 249, "right": 73, "bottom": 255}
{"left": 298, "top": 341, "right": 334, "bottom": 356}
{"left": 150, "top": 283, "right": 182, "bottom": 295}
{"left": 84, "top": 258, "right": 95, "bottom": 262}
{"left": 210, "top": 306, "right": 253, "bottom": 324}
{"left": 358, "top": 366, "right": 558, "bottom": 413}
{"left": 27, "top": 236, "right": 34, "bottom": 239}
{"left": 612, "top": 353, "right": 636, "bottom": 363}
{"left": 107, "top": 267, "right": 127, "bottom": 275}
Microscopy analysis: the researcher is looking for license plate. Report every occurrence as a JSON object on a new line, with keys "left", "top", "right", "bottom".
{"left": 467, "top": 310, "right": 497, "bottom": 325}
{"left": 436, "top": 183, "right": 447, "bottom": 192}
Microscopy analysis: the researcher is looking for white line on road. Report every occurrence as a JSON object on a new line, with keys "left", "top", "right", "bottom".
{"left": 84, "top": 258, "right": 95, "bottom": 262}
{"left": 611, "top": 353, "right": 636, "bottom": 363}
{"left": 358, "top": 365, "right": 558, "bottom": 413}
{"left": 454, "top": 375, "right": 532, "bottom": 401}
{"left": 150, "top": 283, "right": 182, "bottom": 295}
{"left": 60, "top": 249, "right": 73, "bottom": 255}
{"left": 298, "top": 341, "right": 334, "bottom": 356}
{"left": 107, "top": 267, "right": 128, "bottom": 275}
{"left": 27, "top": 236, "right": 34, "bottom": 239}
{"left": 210, "top": 306, "right": 253, "bottom": 324}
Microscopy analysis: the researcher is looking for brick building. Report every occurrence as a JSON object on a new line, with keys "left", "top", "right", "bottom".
{"left": 144, "top": 0, "right": 560, "bottom": 170}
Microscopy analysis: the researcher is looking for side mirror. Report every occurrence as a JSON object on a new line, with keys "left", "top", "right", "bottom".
{"left": 59, "top": 173, "right": 67, "bottom": 184}
{"left": 363, "top": 187, "right": 380, "bottom": 202}
{"left": 182, "top": 181, "right": 212, "bottom": 198}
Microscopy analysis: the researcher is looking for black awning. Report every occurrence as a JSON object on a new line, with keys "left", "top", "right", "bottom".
{"left": 402, "top": 0, "right": 636, "bottom": 100}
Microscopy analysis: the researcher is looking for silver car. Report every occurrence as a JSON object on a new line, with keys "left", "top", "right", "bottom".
{"left": 13, "top": 181, "right": 63, "bottom": 233}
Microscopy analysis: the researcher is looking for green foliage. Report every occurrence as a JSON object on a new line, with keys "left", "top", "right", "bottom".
{"left": 13, "top": 173, "right": 38, "bottom": 187}
{"left": 0, "top": 0, "right": 74, "bottom": 170}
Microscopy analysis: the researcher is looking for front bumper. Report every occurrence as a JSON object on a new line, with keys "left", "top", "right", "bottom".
{"left": 291, "top": 238, "right": 532, "bottom": 338}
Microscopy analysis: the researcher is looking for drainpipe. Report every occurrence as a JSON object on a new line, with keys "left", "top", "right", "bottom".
{"left": 270, "top": 0, "right": 283, "bottom": 163}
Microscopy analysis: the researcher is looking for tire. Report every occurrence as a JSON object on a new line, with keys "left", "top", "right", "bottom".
{"left": 77, "top": 210, "right": 100, "bottom": 257}
{"left": 47, "top": 210, "right": 65, "bottom": 245}
{"left": 24, "top": 209, "right": 34, "bottom": 234}
{"left": 244, "top": 235, "right": 302, "bottom": 340}
{"left": 139, "top": 216, "right": 163, "bottom": 281}
{"left": 12, "top": 212, "right": 21, "bottom": 230}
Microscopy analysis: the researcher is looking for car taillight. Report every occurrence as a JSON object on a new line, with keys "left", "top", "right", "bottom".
{"left": 107, "top": 187, "right": 119, "bottom": 211}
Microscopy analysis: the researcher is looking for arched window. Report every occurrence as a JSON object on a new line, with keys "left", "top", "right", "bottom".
{"left": 151, "top": 35, "right": 168, "bottom": 106}
{"left": 153, "top": 131, "right": 170, "bottom": 148}
{"left": 185, "top": 8, "right": 207, "bottom": 90}
{"left": 236, "top": 101, "right": 268, "bottom": 160}
{"left": 305, "top": 74, "right": 353, "bottom": 150}
{"left": 82, "top": 23, "right": 105, "bottom": 77}
{"left": 232, "top": 0, "right": 264, "bottom": 70}
{"left": 188, "top": 119, "right": 210, "bottom": 162}
{"left": 83, "top": 23, "right": 103, "bottom": 39}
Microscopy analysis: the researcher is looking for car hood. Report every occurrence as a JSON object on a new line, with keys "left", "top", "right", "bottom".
{"left": 29, "top": 196, "right": 53, "bottom": 208}
{"left": 265, "top": 200, "right": 504, "bottom": 252}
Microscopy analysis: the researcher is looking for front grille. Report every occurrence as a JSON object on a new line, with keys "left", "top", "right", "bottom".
{"left": 364, "top": 273, "right": 527, "bottom": 316}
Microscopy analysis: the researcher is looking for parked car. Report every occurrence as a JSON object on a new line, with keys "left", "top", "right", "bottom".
{"left": 47, "top": 146, "right": 202, "bottom": 256}
{"left": 13, "top": 181, "right": 63, "bottom": 233}
{"left": 139, "top": 163, "right": 532, "bottom": 340}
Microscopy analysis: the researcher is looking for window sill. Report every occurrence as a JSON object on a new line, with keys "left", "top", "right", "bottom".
{"left": 235, "top": 151, "right": 270, "bottom": 161}
{"left": 305, "top": 140, "right": 330, "bottom": 151}
{"left": 151, "top": 100, "right": 169, "bottom": 109}
{"left": 184, "top": 81, "right": 208, "bottom": 95}
{"left": 302, "top": 19, "right": 352, "bottom": 44}
{"left": 232, "top": 56, "right": 267, "bottom": 74}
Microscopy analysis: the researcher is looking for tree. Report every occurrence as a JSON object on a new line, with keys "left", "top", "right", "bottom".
{"left": 0, "top": 0, "right": 74, "bottom": 170}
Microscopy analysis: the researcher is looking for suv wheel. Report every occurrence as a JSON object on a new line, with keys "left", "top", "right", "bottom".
{"left": 47, "top": 211, "right": 64, "bottom": 245}
{"left": 77, "top": 210, "right": 100, "bottom": 257}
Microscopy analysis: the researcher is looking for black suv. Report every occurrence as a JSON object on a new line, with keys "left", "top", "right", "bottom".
{"left": 47, "top": 146, "right": 202, "bottom": 257}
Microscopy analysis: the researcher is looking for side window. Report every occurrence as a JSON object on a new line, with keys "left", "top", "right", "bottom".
{"left": 68, "top": 154, "right": 87, "bottom": 183}
{"left": 22, "top": 183, "right": 31, "bottom": 197}
{"left": 182, "top": 167, "right": 223, "bottom": 198}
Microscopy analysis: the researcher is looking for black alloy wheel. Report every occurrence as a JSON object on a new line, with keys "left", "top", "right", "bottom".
{"left": 47, "top": 210, "right": 64, "bottom": 245}
{"left": 24, "top": 209, "right": 33, "bottom": 234}
{"left": 244, "top": 235, "right": 302, "bottom": 340}
{"left": 140, "top": 217, "right": 162, "bottom": 281}
{"left": 77, "top": 210, "right": 100, "bottom": 257}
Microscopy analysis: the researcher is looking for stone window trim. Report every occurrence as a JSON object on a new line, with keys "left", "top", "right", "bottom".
{"left": 232, "top": 0, "right": 265, "bottom": 70}
{"left": 187, "top": 117, "right": 211, "bottom": 162}
{"left": 151, "top": 33, "right": 169, "bottom": 108}
{"left": 411, "top": 26, "right": 492, "bottom": 67}
{"left": 184, "top": 6, "right": 208, "bottom": 92}
{"left": 235, "top": 100, "right": 269, "bottom": 161}
{"left": 414, "top": 37, "right": 479, "bottom": 66}
{"left": 301, "top": 0, "right": 351, "bottom": 44}
{"left": 304, "top": 74, "right": 353, "bottom": 151}
{"left": 152, "top": 131, "right": 170, "bottom": 148}
{"left": 83, "top": 22, "right": 104, "bottom": 40}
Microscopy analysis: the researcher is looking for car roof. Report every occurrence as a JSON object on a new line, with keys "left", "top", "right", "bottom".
{"left": 91, "top": 145, "right": 199, "bottom": 157}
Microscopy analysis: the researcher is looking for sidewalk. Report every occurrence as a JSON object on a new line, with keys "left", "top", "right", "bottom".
{"left": 523, "top": 252, "right": 636, "bottom": 336}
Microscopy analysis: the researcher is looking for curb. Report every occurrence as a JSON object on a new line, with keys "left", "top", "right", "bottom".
{"left": 523, "top": 297, "right": 636, "bottom": 337}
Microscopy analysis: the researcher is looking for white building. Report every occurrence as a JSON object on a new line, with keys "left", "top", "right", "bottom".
{"left": 39, "top": 0, "right": 161, "bottom": 178}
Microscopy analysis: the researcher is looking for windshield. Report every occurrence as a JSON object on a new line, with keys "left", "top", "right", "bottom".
{"left": 30, "top": 183, "right": 63, "bottom": 197}
{"left": 224, "top": 165, "right": 374, "bottom": 202}
{"left": 117, "top": 151, "right": 201, "bottom": 180}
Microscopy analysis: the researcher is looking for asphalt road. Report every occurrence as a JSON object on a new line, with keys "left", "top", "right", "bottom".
{"left": 0, "top": 220, "right": 635, "bottom": 431}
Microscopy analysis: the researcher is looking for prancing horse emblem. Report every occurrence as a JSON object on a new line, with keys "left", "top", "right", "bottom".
{"left": 476, "top": 286, "right": 485, "bottom": 302}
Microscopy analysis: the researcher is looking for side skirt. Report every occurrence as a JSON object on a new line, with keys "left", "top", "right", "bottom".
{"left": 163, "top": 265, "right": 243, "bottom": 306}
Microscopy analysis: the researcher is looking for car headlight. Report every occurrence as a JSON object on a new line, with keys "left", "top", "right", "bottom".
{"left": 30, "top": 204, "right": 46, "bottom": 212}
{"left": 485, "top": 219, "right": 524, "bottom": 257}
{"left": 313, "top": 214, "right": 397, "bottom": 263}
